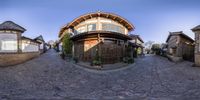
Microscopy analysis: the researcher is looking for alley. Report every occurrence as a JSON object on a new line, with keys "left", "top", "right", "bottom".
{"left": 0, "top": 50, "right": 200, "bottom": 99}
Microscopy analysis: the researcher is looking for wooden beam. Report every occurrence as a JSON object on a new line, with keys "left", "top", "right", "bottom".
{"left": 83, "top": 17, "right": 87, "bottom": 21}
{"left": 98, "top": 12, "right": 101, "bottom": 16}
{"left": 120, "top": 19, "right": 123, "bottom": 23}
{"left": 75, "top": 20, "right": 80, "bottom": 24}
{"left": 76, "top": 38, "right": 98, "bottom": 42}
{"left": 90, "top": 14, "right": 93, "bottom": 18}
{"left": 106, "top": 14, "right": 109, "bottom": 18}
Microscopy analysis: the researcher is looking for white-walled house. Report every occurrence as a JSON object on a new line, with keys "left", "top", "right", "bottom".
{"left": 0, "top": 32, "right": 18, "bottom": 53}
{"left": 0, "top": 21, "right": 40, "bottom": 67}
{"left": 34, "top": 35, "right": 46, "bottom": 53}
{"left": 0, "top": 21, "right": 25, "bottom": 53}
{"left": 21, "top": 36, "right": 40, "bottom": 52}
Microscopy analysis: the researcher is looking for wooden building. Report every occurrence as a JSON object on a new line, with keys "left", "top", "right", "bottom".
{"left": 192, "top": 25, "right": 200, "bottom": 66}
{"left": 129, "top": 34, "right": 144, "bottom": 58}
{"left": 59, "top": 12, "right": 135, "bottom": 64}
{"left": 166, "top": 31, "right": 194, "bottom": 61}
{"left": 0, "top": 21, "right": 40, "bottom": 66}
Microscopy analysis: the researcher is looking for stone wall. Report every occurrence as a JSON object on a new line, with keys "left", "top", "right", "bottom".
{"left": 0, "top": 52, "right": 40, "bottom": 67}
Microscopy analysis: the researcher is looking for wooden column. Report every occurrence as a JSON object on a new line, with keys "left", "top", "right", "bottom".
{"left": 97, "top": 17, "right": 101, "bottom": 30}
{"left": 17, "top": 32, "right": 22, "bottom": 53}
{"left": 97, "top": 33, "right": 101, "bottom": 57}
{"left": 192, "top": 27, "right": 200, "bottom": 66}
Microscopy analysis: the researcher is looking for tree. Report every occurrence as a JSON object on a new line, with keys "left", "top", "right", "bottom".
{"left": 144, "top": 41, "right": 155, "bottom": 49}
{"left": 151, "top": 44, "right": 161, "bottom": 55}
{"left": 62, "top": 33, "right": 72, "bottom": 56}
{"left": 144, "top": 41, "right": 155, "bottom": 54}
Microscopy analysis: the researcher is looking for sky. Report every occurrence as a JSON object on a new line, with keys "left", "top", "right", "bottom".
{"left": 0, "top": 0, "right": 200, "bottom": 43}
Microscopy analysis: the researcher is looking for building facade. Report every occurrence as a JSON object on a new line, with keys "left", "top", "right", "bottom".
{"left": 192, "top": 25, "right": 200, "bottom": 66}
{"left": 129, "top": 34, "right": 144, "bottom": 58}
{"left": 34, "top": 35, "right": 47, "bottom": 53}
{"left": 0, "top": 21, "right": 40, "bottom": 67}
{"left": 59, "top": 12, "right": 134, "bottom": 64}
{"left": 166, "top": 31, "right": 194, "bottom": 61}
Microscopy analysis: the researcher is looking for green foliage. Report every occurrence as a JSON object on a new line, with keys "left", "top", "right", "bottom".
{"left": 62, "top": 33, "right": 72, "bottom": 55}
{"left": 137, "top": 47, "right": 142, "bottom": 55}
{"left": 91, "top": 50, "right": 102, "bottom": 66}
{"left": 126, "top": 45, "right": 132, "bottom": 57}
{"left": 92, "top": 60, "right": 102, "bottom": 66}
{"left": 151, "top": 44, "right": 160, "bottom": 51}
{"left": 151, "top": 44, "right": 161, "bottom": 55}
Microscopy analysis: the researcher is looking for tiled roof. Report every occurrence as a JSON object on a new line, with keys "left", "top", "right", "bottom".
{"left": 166, "top": 31, "right": 194, "bottom": 42}
{"left": 0, "top": 21, "right": 26, "bottom": 32}
{"left": 191, "top": 25, "right": 200, "bottom": 31}
{"left": 34, "top": 35, "right": 45, "bottom": 42}
{"left": 59, "top": 11, "right": 135, "bottom": 37}
{"left": 129, "top": 34, "right": 144, "bottom": 43}
{"left": 21, "top": 36, "right": 40, "bottom": 44}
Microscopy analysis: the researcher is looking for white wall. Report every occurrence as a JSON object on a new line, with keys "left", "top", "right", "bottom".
{"left": 22, "top": 40, "right": 39, "bottom": 52}
{"left": 40, "top": 43, "right": 44, "bottom": 50}
{"left": 0, "top": 33, "right": 18, "bottom": 52}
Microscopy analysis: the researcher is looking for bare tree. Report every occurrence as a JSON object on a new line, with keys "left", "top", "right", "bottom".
{"left": 144, "top": 41, "right": 155, "bottom": 49}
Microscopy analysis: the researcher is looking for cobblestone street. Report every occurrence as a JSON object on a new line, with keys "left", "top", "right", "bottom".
{"left": 0, "top": 49, "right": 200, "bottom": 99}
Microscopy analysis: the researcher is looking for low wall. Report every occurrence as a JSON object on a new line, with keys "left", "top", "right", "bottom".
{"left": 0, "top": 52, "right": 40, "bottom": 67}
{"left": 167, "top": 54, "right": 183, "bottom": 62}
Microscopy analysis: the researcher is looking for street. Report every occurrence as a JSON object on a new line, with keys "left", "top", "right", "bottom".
{"left": 0, "top": 49, "right": 200, "bottom": 99}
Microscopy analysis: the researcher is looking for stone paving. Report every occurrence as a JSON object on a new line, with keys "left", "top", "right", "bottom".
{"left": 0, "top": 50, "right": 200, "bottom": 99}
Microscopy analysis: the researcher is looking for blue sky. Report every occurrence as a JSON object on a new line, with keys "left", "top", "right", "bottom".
{"left": 1, "top": 0, "right": 200, "bottom": 43}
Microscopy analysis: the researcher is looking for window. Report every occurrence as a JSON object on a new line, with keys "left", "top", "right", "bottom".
{"left": 87, "top": 24, "right": 96, "bottom": 31}
{"left": 77, "top": 26, "right": 86, "bottom": 33}
{"left": 0, "top": 33, "right": 18, "bottom": 52}
{"left": 102, "top": 23, "right": 124, "bottom": 34}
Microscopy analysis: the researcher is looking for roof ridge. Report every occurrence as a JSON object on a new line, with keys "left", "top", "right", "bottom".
{"left": 0, "top": 21, "right": 26, "bottom": 32}
{"left": 192, "top": 25, "right": 200, "bottom": 31}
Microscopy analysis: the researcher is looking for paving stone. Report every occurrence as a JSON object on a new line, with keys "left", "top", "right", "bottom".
{"left": 0, "top": 50, "right": 200, "bottom": 99}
